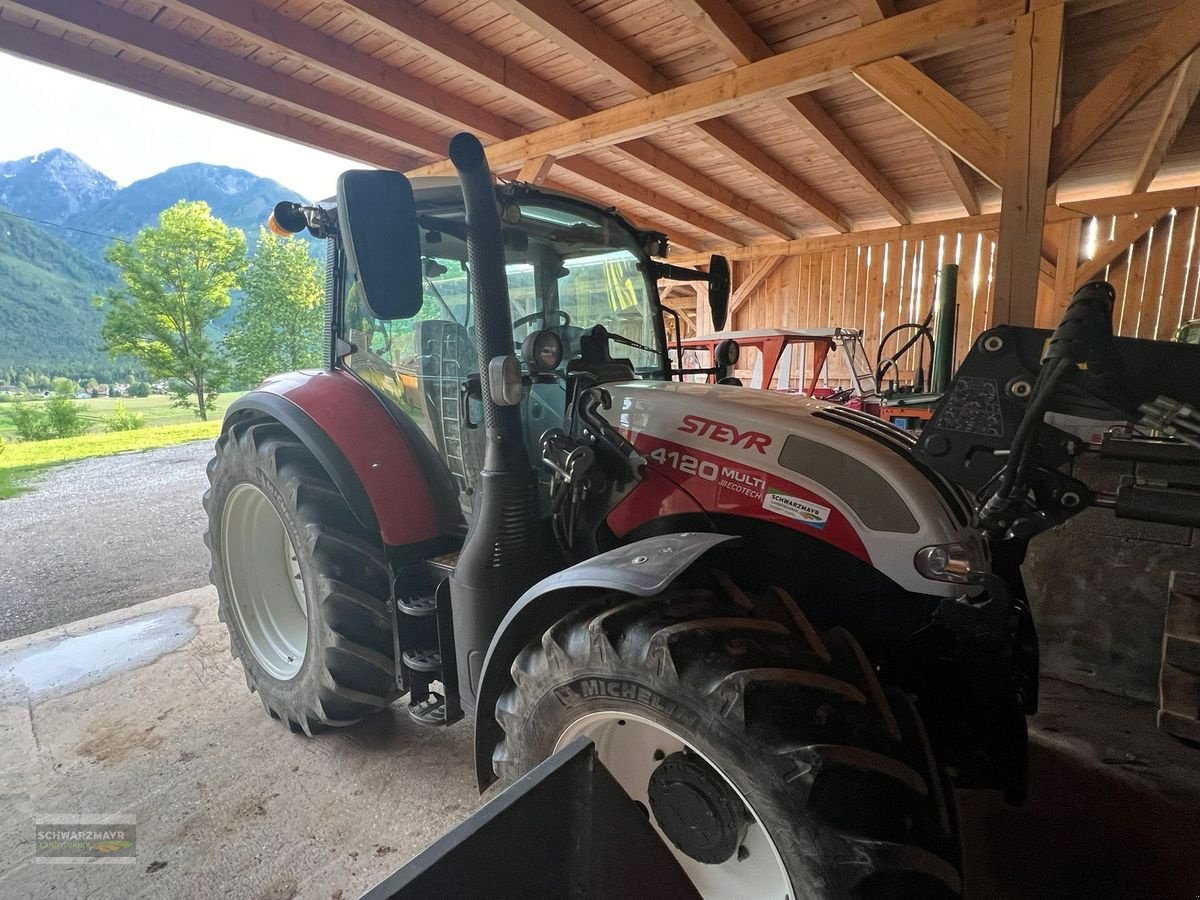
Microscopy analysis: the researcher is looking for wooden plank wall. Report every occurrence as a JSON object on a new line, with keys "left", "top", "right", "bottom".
{"left": 1094, "top": 208, "right": 1200, "bottom": 340}
{"left": 731, "top": 207, "right": 1200, "bottom": 384}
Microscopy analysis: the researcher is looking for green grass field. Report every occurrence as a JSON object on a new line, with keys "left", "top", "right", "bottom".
{"left": 0, "top": 395, "right": 239, "bottom": 499}
{"left": 0, "top": 392, "right": 246, "bottom": 439}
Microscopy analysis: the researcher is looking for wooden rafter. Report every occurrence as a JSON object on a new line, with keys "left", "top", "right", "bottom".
{"left": 7, "top": 0, "right": 448, "bottom": 158}
{"left": 334, "top": 0, "right": 773, "bottom": 241}
{"left": 1051, "top": 0, "right": 1200, "bottom": 183}
{"left": 1129, "top": 55, "right": 1200, "bottom": 194}
{"left": 152, "top": 0, "right": 754, "bottom": 246}
{"left": 730, "top": 257, "right": 786, "bottom": 313}
{"left": 405, "top": 0, "right": 1024, "bottom": 177}
{"left": 0, "top": 19, "right": 417, "bottom": 171}
{"left": 848, "top": 0, "right": 981, "bottom": 215}
{"left": 516, "top": 156, "right": 556, "bottom": 185}
{"left": 552, "top": 157, "right": 745, "bottom": 246}
{"left": 853, "top": 58, "right": 1006, "bottom": 187}
{"left": 490, "top": 0, "right": 838, "bottom": 234}
{"left": 668, "top": 0, "right": 912, "bottom": 225}
{"left": 993, "top": 4, "right": 1065, "bottom": 326}
{"left": 155, "top": 0, "right": 521, "bottom": 142}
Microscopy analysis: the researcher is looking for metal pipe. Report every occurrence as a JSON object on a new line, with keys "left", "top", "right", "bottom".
{"left": 931, "top": 263, "right": 958, "bottom": 394}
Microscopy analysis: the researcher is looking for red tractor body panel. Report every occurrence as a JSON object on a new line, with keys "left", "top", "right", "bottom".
{"left": 249, "top": 369, "right": 442, "bottom": 547}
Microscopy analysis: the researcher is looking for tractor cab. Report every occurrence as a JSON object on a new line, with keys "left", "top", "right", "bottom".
{"left": 336, "top": 181, "right": 675, "bottom": 510}
{"left": 678, "top": 327, "right": 881, "bottom": 413}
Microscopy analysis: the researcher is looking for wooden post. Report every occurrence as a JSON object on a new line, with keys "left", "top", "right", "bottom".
{"left": 992, "top": 3, "right": 1064, "bottom": 326}
{"left": 1037, "top": 215, "right": 1082, "bottom": 327}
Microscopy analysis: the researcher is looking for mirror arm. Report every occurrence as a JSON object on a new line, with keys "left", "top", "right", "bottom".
{"left": 650, "top": 261, "right": 711, "bottom": 282}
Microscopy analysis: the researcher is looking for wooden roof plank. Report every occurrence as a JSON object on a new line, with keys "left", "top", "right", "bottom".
{"left": 671, "top": 0, "right": 912, "bottom": 224}
{"left": 0, "top": 16, "right": 415, "bottom": 171}
{"left": 1129, "top": 54, "right": 1200, "bottom": 193}
{"left": 154, "top": 0, "right": 522, "bottom": 140}
{"left": 853, "top": 56, "right": 1006, "bottom": 186}
{"left": 1051, "top": 0, "right": 1200, "bottom": 183}
{"left": 338, "top": 0, "right": 789, "bottom": 238}
{"left": 7, "top": 0, "right": 449, "bottom": 157}
{"left": 493, "top": 0, "right": 851, "bottom": 231}
{"left": 405, "top": 0, "right": 1025, "bottom": 176}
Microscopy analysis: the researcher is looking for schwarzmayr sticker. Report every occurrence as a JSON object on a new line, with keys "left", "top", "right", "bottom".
{"left": 762, "top": 490, "right": 830, "bottom": 529}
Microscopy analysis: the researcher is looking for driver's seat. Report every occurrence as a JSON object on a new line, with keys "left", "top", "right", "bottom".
{"left": 566, "top": 325, "right": 636, "bottom": 383}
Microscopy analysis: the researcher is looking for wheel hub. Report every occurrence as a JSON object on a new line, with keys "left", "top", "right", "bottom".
{"left": 648, "top": 750, "right": 748, "bottom": 864}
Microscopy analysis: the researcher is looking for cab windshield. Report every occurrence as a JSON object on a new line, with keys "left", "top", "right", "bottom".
{"left": 341, "top": 189, "right": 664, "bottom": 500}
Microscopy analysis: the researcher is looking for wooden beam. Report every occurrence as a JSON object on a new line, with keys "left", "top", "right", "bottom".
{"left": 0, "top": 19, "right": 417, "bottom": 172}
{"left": 8, "top": 0, "right": 448, "bottom": 158}
{"left": 848, "top": 0, "right": 982, "bottom": 215}
{"left": 1130, "top": 55, "right": 1200, "bottom": 194}
{"left": 670, "top": 0, "right": 912, "bottom": 224}
{"left": 405, "top": 0, "right": 1025, "bottom": 176}
{"left": 667, "top": 186, "right": 1200, "bottom": 265}
{"left": 337, "top": 0, "right": 592, "bottom": 122}
{"left": 1050, "top": 0, "right": 1200, "bottom": 183}
{"left": 156, "top": 0, "right": 520, "bottom": 141}
{"left": 337, "top": 0, "right": 801, "bottom": 242}
{"left": 555, "top": 157, "right": 749, "bottom": 246}
{"left": 691, "top": 119, "right": 848, "bottom": 232}
{"left": 994, "top": 5, "right": 1064, "bottom": 326}
{"left": 930, "top": 144, "right": 982, "bottom": 215}
{"left": 853, "top": 57, "right": 1006, "bottom": 186}
{"left": 516, "top": 156, "right": 556, "bottom": 185}
{"left": 1040, "top": 216, "right": 1083, "bottom": 326}
{"left": 611, "top": 142, "right": 801, "bottom": 240}
{"left": 730, "top": 257, "right": 786, "bottom": 313}
{"left": 492, "top": 0, "right": 840, "bottom": 232}
{"left": 1074, "top": 210, "right": 1168, "bottom": 287}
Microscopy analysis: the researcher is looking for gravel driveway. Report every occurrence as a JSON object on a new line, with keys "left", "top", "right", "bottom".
{"left": 0, "top": 439, "right": 215, "bottom": 641}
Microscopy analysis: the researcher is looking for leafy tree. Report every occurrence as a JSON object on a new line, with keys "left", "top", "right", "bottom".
{"left": 43, "top": 396, "right": 89, "bottom": 438}
{"left": 51, "top": 377, "right": 77, "bottom": 396}
{"left": 128, "top": 382, "right": 151, "bottom": 398}
{"left": 225, "top": 227, "right": 324, "bottom": 385}
{"left": 5, "top": 403, "right": 52, "bottom": 441}
{"left": 97, "top": 201, "right": 246, "bottom": 421}
{"left": 104, "top": 400, "right": 145, "bottom": 432}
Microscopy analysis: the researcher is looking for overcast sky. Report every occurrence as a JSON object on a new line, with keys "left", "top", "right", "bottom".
{"left": 0, "top": 53, "right": 363, "bottom": 199}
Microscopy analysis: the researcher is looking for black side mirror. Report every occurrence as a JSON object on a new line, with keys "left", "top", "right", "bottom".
{"left": 336, "top": 170, "right": 423, "bottom": 320}
{"left": 708, "top": 254, "right": 731, "bottom": 331}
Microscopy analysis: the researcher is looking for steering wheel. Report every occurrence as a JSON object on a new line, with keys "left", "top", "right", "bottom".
{"left": 825, "top": 387, "right": 854, "bottom": 404}
{"left": 513, "top": 309, "right": 571, "bottom": 330}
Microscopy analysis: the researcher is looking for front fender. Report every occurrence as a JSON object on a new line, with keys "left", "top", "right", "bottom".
{"left": 472, "top": 532, "right": 736, "bottom": 789}
{"left": 225, "top": 369, "right": 459, "bottom": 547}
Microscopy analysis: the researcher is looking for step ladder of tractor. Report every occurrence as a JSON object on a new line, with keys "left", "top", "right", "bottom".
{"left": 434, "top": 327, "right": 470, "bottom": 492}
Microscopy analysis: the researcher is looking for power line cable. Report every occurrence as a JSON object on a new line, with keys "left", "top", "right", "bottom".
{"left": 0, "top": 207, "right": 129, "bottom": 243}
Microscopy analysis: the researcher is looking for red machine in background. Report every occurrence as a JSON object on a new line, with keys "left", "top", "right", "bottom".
{"left": 677, "top": 327, "right": 881, "bottom": 414}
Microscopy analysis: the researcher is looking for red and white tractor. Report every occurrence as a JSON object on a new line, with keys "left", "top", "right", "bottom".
{"left": 205, "top": 134, "right": 1200, "bottom": 898}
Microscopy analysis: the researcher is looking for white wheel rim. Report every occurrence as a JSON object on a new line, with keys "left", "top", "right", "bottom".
{"left": 221, "top": 482, "right": 309, "bottom": 680}
{"left": 555, "top": 711, "right": 793, "bottom": 899}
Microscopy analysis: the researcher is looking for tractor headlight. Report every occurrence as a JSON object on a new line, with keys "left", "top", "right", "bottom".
{"left": 914, "top": 541, "right": 985, "bottom": 584}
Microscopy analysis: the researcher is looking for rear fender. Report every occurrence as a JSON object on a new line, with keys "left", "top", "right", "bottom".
{"left": 472, "top": 532, "right": 736, "bottom": 790}
{"left": 224, "top": 369, "right": 458, "bottom": 547}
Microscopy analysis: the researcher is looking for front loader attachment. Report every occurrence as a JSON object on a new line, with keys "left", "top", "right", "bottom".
{"left": 361, "top": 737, "right": 699, "bottom": 900}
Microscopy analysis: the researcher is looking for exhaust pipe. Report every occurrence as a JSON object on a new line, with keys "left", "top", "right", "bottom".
{"left": 447, "top": 134, "right": 545, "bottom": 709}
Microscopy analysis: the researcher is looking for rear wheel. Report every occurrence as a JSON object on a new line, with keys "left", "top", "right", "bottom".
{"left": 204, "top": 419, "right": 400, "bottom": 733}
{"left": 492, "top": 574, "right": 961, "bottom": 899}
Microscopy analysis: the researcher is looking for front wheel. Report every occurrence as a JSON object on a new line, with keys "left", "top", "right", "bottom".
{"left": 492, "top": 575, "right": 961, "bottom": 899}
{"left": 204, "top": 419, "right": 401, "bottom": 733}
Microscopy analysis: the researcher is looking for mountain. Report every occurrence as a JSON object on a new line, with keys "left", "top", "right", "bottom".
{"left": 0, "top": 204, "right": 115, "bottom": 375}
{"left": 0, "top": 149, "right": 118, "bottom": 226}
{"left": 0, "top": 151, "right": 311, "bottom": 377}
{"left": 66, "top": 162, "right": 309, "bottom": 259}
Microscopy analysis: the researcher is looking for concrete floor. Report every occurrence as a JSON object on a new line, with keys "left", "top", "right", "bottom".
{"left": 1, "top": 589, "right": 1199, "bottom": 900}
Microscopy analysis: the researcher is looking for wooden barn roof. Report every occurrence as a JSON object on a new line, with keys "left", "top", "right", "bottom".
{"left": 1, "top": 0, "right": 1198, "bottom": 255}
